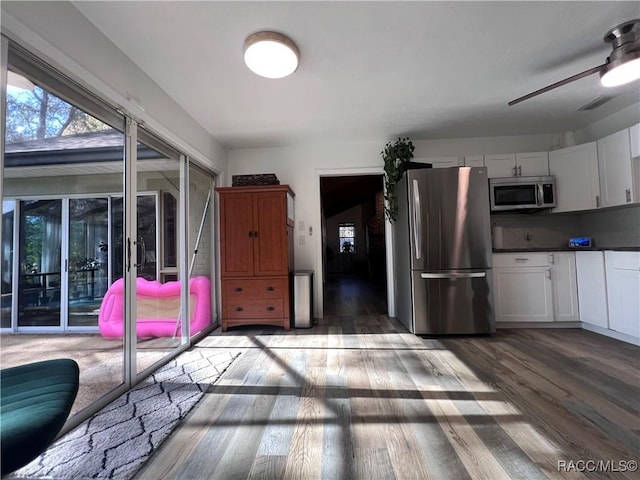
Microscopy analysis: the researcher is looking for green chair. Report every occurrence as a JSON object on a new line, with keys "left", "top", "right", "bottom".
{"left": 1, "top": 358, "right": 79, "bottom": 476}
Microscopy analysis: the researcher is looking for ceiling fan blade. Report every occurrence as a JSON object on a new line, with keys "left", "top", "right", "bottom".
{"left": 508, "top": 63, "right": 607, "bottom": 106}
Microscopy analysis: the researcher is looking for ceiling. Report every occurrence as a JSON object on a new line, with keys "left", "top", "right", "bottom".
{"left": 71, "top": 1, "right": 640, "bottom": 149}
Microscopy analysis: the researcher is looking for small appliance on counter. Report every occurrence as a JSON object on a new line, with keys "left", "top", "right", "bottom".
{"left": 568, "top": 237, "right": 592, "bottom": 248}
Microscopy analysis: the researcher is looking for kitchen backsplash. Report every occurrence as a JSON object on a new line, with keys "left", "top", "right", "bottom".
{"left": 578, "top": 204, "right": 640, "bottom": 248}
{"left": 490, "top": 204, "right": 640, "bottom": 249}
{"left": 490, "top": 212, "right": 581, "bottom": 249}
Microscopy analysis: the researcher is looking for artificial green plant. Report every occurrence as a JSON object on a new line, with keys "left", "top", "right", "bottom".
{"left": 381, "top": 137, "right": 415, "bottom": 223}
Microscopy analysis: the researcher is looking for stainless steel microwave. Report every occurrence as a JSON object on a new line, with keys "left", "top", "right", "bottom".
{"left": 489, "top": 176, "right": 556, "bottom": 211}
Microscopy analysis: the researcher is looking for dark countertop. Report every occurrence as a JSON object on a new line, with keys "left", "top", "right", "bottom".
{"left": 493, "top": 247, "right": 640, "bottom": 253}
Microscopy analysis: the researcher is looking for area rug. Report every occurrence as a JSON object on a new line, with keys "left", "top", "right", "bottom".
{"left": 13, "top": 348, "right": 240, "bottom": 480}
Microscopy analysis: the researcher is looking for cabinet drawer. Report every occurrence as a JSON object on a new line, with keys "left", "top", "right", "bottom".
{"left": 223, "top": 278, "right": 288, "bottom": 299}
{"left": 225, "top": 298, "right": 284, "bottom": 319}
{"left": 493, "top": 253, "right": 549, "bottom": 268}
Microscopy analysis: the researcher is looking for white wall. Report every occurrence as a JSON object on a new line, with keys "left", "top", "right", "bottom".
{"left": 412, "top": 133, "right": 558, "bottom": 157}
{"left": 0, "top": 1, "right": 227, "bottom": 174}
{"left": 574, "top": 102, "right": 640, "bottom": 144}
{"left": 228, "top": 140, "right": 386, "bottom": 317}
{"left": 229, "top": 133, "right": 566, "bottom": 317}
{"left": 228, "top": 116, "right": 637, "bottom": 318}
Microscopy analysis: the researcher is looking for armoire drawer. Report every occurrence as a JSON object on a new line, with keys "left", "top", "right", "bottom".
{"left": 224, "top": 298, "right": 285, "bottom": 319}
{"left": 223, "top": 278, "right": 288, "bottom": 299}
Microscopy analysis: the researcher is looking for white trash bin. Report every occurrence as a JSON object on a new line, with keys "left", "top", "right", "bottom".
{"left": 293, "top": 270, "right": 314, "bottom": 328}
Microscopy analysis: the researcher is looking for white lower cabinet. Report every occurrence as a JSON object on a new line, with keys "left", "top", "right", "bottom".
{"left": 494, "top": 252, "right": 578, "bottom": 323}
{"left": 575, "top": 251, "right": 609, "bottom": 329}
{"left": 550, "top": 252, "right": 579, "bottom": 322}
{"left": 605, "top": 251, "right": 640, "bottom": 338}
{"left": 494, "top": 253, "right": 554, "bottom": 323}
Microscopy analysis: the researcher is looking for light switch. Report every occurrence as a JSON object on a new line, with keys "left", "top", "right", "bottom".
{"left": 299, "top": 235, "right": 305, "bottom": 246}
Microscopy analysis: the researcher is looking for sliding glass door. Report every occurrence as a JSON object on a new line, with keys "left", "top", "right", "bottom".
{"left": 17, "top": 199, "right": 62, "bottom": 328}
{"left": 134, "top": 132, "right": 185, "bottom": 376}
{"left": 67, "top": 197, "right": 109, "bottom": 328}
{"left": 2, "top": 40, "right": 216, "bottom": 427}
{"left": 2, "top": 44, "right": 128, "bottom": 416}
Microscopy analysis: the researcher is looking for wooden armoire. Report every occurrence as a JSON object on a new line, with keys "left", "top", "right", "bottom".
{"left": 216, "top": 185, "right": 295, "bottom": 331}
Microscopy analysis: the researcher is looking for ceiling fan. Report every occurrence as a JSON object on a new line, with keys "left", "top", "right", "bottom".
{"left": 509, "top": 19, "right": 640, "bottom": 106}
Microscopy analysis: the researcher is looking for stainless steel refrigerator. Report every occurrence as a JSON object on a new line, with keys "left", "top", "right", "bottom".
{"left": 394, "top": 167, "right": 495, "bottom": 334}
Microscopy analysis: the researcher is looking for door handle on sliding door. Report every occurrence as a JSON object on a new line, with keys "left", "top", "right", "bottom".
{"left": 126, "top": 238, "right": 131, "bottom": 272}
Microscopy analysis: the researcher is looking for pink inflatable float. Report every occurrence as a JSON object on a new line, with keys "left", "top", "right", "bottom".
{"left": 98, "top": 276, "right": 211, "bottom": 338}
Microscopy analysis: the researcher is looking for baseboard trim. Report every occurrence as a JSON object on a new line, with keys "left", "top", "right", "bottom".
{"left": 497, "top": 322, "right": 581, "bottom": 329}
{"left": 496, "top": 322, "right": 640, "bottom": 346}
{"left": 581, "top": 323, "right": 640, "bottom": 346}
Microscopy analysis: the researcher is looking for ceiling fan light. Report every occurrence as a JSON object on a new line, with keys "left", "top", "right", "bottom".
{"left": 244, "top": 31, "right": 299, "bottom": 79}
{"left": 601, "top": 57, "right": 640, "bottom": 87}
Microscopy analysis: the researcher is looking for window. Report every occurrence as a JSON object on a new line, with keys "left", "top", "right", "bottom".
{"left": 339, "top": 222, "right": 355, "bottom": 254}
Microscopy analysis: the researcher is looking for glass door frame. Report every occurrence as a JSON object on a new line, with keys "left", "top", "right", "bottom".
{"left": 65, "top": 195, "right": 110, "bottom": 333}
{"left": 1, "top": 40, "right": 202, "bottom": 430}
{"left": 13, "top": 196, "right": 64, "bottom": 333}
{"left": 2, "top": 192, "right": 162, "bottom": 333}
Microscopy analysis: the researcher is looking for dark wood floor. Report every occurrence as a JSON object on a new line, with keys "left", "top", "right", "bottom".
{"left": 137, "top": 278, "right": 639, "bottom": 480}
{"left": 323, "top": 275, "right": 387, "bottom": 316}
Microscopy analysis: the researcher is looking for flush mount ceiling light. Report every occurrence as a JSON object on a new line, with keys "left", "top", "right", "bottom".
{"left": 243, "top": 31, "right": 299, "bottom": 79}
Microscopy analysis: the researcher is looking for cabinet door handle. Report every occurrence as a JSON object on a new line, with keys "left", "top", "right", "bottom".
{"left": 513, "top": 165, "right": 517, "bottom": 176}
{"left": 266, "top": 306, "right": 275, "bottom": 311}
{"left": 515, "top": 258, "right": 529, "bottom": 262}
{"left": 549, "top": 253, "right": 554, "bottom": 264}
{"left": 626, "top": 188, "right": 631, "bottom": 203}
{"left": 234, "top": 287, "right": 243, "bottom": 292}
{"left": 235, "top": 306, "right": 244, "bottom": 312}
{"left": 266, "top": 286, "right": 275, "bottom": 291}
{"left": 518, "top": 165, "right": 522, "bottom": 176}
{"left": 254, "top": 231, "right": 259, "bottom": 238}
{"left": 596, "top": 195, "right": 600, "bottom": 208}
{"left": 248, "top": 231, "right": 254, "bottom": 238}
{"left": 546, "top": 268, "right": 551, "bottom": 279}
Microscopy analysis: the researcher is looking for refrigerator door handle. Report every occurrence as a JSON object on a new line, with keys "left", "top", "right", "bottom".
{"left": 412, "top": 179, "right": 422, "bottom": 259}
{"left": 420, "top": 272, "right": 487, "bottom": 279}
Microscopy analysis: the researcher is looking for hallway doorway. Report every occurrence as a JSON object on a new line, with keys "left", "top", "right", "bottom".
{"left": 320, "top": 175, "right": 387, "bottom": 315}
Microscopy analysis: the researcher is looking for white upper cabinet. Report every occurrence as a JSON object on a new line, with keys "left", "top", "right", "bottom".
{"left": 464, "top": 155, "right": 484, "bottom": 167}
{"left": 549, "top": 142, "right": 600, "bottom": 213}
{"left": 416, "top": 156, "right": 461, "bottom": 168}
{"left": 515, "top": 152, "right": 550, "bottom": 176}
{"left": 485, "top": 152, "right": 549, "bottom": 178}
{"left": 630, "top": 123, "right": 640, "bottom": 159}
{"left": 597, "top": 128, "right": 637, "bottom": 207}
{"left": 484, "top": 154, "right": 517, "bottom": 178}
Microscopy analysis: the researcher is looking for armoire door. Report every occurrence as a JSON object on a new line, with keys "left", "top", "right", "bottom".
{"left": 253, "top": 192, "right": 288, "bottom": 276}
{"left": 220, "top": 193, "right": 254, "bottom": 277}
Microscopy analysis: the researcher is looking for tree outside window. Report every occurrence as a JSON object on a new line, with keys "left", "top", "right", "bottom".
{"left": 339, "top": 223, "right": 355, "bottom": 254}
